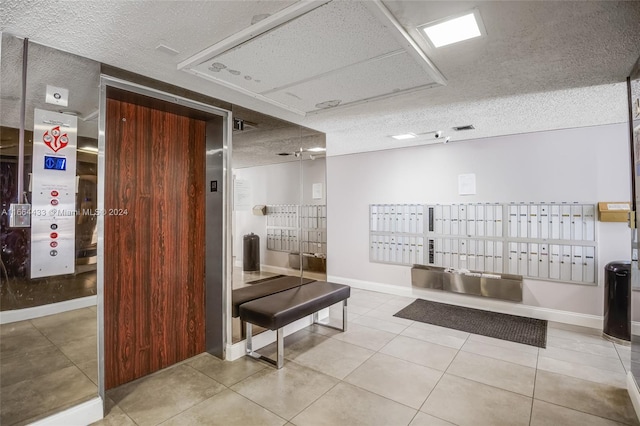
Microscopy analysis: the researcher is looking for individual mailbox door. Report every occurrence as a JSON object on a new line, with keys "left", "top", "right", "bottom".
{"left": 519, "top": 243, "right": 528, "bottom": 276}
{"left": 443, "top": 238, "right": 451, "bottom": 267}
{"left": 402, "top": 237, "right": 410, "bottom": 264}
{"left": 584, "top": 205, "right": 595, "bottom": 241}
{"left": 495, "top": 205, "right": 504, "bottom": 237}
{"left": 476, "top": 205, "right": 485, "bottom": 236}
{"left": 467, "top": 205, "right": 476, "bottom": 236}
{"left": 435, "top": 238, "right": 443, "bottom": 265}
{"left": 417, "top": 206, "right": 424, "bottom": 234}
{"left": 435, "top": 205, "right": 444, "bottom": 234}
{"left": 416, "top": 237, "right": 424, "bottom": 264}
{"left": 539, "top": 244, "right": 549, "bottom": 279}
{"left": 442, "top": 205, "right": 451, "bottom": 235}
{"left": 371, "top": 205, "right": 378, "bottom": 232}
{"left": 539, "top": 205, "right": 550, "bottom": 239}
{"left": 476, "top": 239, "right": 485, "bottom": 272}
{"left": 571, "top": 205, "right": 583, "bottom": 241}
{"left": 494, "top": 241, "right": 503, "bottom": 273}
{"left": 509, "top": 205, "right": 518, "bottom": 237}
{"left": 451, "top": 238, "right": 459, "bottom": 268}
{"left": 389, "top": 236, "right": 397, "bottom": 263}
{"left": 584, "top": 246, "right": 595, "bottom": 283}
{"left": 409, "top": 237, "right": 416, "bottom": 264}
{"left": 528, "top": 243, "right": 539, "bottom": 278}
{"left": 561, "top": 205, "right": 572, "bottom": 240}
{"left": 459, "top": 239, "right": 468, "bottom": 269}
{"left": 370, "top": 236, "right": 377, "bottom": 261}
{"left": 519, "top": 205, "right": 528, "bottom": 238}
{"left": 451, "top": 205, "right": 460, "bottom": 235}
{"left": 459, "top": 205, "right": 468, "bottom": 236}
{"left": 529, "top": 205, "right": 538, "bottom": 239}
{"left": 560, "top": 245, "right": 572, "bottom": 281}
{"left": 571, "top": 245, "right": 583, "bottom": 282}
{"left": 485, "top": 240, "right": 494, "bottom": 273}
{"left": 508, "top": 242, "right": 519, "bottom": 274}
{"left": 550, "top": 205, "right": 561, "bottom": 240}
{"left": 389, "top": 205, "right": 397, "bottom": 233}
{"left": 467, "top": 239, "right": 476, "bottom": 270}
{"left": 549, "top": 244, "right": 561, "bottom": 279}
{"left": 409, "top": 204, "right": 417, "bottom": 234}
{"left": 405, "top": 205, "right": 413, "bottom": 233}
{"left": 486, "top": 204, "right": 495, "bottom": 236}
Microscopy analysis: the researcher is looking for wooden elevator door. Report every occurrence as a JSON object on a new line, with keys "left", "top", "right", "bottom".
{"left": 104, "top": 96, "right": 206, "bottom": 389}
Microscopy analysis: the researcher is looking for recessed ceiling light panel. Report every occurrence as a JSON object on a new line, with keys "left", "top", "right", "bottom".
{"left": 419, "top": 9, "right": 485, "bottom": 48}
{"left": 391, "top": 133, "right": 417, "bottom": 140}
{"left": 307, "top": 147, "right": 326, "bottom": 152}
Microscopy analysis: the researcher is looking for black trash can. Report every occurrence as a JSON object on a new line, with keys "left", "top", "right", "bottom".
{"left": 603, "top": 261, "right": 631, "bottom": 342}
{"left": 243, "top": 233, "right": 260, "bottom": 272}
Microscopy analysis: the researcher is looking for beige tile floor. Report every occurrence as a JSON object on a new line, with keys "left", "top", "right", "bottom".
{"left": 95, "top": 288, "right": 639, "bottom": 426}
{"left": 0, "top": 307, "right": 98, "bottom": 425}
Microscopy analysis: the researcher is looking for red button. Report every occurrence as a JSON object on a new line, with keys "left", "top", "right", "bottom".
{"left": 50, "top": 241, "right": 58, "bottom": 248}
{"left": 51, "top": 190, "right": 59, "bottom": 197}
{"left": 50, "top": 232, "right": 58, "bottom": 239}
{"left": 50, "top": 199, "right": 59, "bottom": 206}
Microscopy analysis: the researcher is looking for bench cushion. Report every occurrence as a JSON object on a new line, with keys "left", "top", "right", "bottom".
{"left": 232, "top": 276, "right": 316, "bottom": 317}
{"left": 239, "top": 281, "right": 350, "bottom": 330}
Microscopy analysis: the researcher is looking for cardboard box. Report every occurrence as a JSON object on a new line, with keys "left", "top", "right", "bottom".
{"left": 598, "top": 202, "right": 631, "bottom": 222}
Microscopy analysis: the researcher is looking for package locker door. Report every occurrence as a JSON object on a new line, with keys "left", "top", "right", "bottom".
{"left": 508, "top": 205, "right": 518, "bottom": 237}
{"left": 539, "top": 205, "right": 550, "bottom": 239}
{"left": 584, "top": 205, "right": 595, "bottom": 241}
{"left": 560, "top": 205, "right": 572, "bottom": 240}
{"left": 485, "top": 240, "right": 494, "bottom": 273}
{"left": 571, "top": 205, "right": 583, "bottom": 241}
{"left": 476, "top": 239, "right": 485, "bottom": 272}
{"left": 560, "top": 245, "right": 572, "bottom": 281}
{"left": 508, "top": 242, "right": 519, "bottom": 274}
{"left": 584, "top": 246, "right": 595, "bottom": 283}
{"left": 549, "top": 244, "right": 560, "bottom": 279}
{"left": 519, "top": 243, "right": 528, "bottom": 276}
{"left": 495, "top": 205, "right": 504, "bottom": 237}
{"left": 571, "top": 246, "right": 583, "bottom": 282}
{"left": 467, "top": 205, "right": 476, "bottom": 236}
{"left": 528, "top": 243, "right": 539, "bottom": 278}
{"left": 451, "top": 238, "right": 460, "bottom": 269}
{"left": 539, "top": 244, "right": 549, "bottom": 279}
{"left": 467, "top": 239, "right": 476, "bottom": 270}
{"left": 485, "top": 205, "right": 495, "bottom": 237}
{"left": 476, "top": 205, "right": 485, "bottom": 236}
{"left": 451, "top": 205, "right": 460, "bottom": 235}
{"left": 371, "top": 205, "right": 378, "bottom": 232}
{"left": 494, "top": 241, "right": 503, "bottom": 273}
{"left": 435, "top": 205, "right": 443, "bottom": 234}
{"left": 529, "top": 205, "right": 539, "bottom": 239}
{"left": 459, "top": 205, "right": 468, "bottom": 236}
{"left": 435, "top": 238, "right": 443, "bottom": 265}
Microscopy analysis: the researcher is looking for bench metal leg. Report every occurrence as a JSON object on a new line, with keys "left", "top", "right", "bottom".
{"left": 312, "top": 299, "right": 348, "bottom": 332}
{"left": 246, "top": 322, "right": 285, "bottom": 369}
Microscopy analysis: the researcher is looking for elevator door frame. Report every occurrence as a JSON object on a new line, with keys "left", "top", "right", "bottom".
{"left": 97, "top": 75, "right": 233, "bottom": 400}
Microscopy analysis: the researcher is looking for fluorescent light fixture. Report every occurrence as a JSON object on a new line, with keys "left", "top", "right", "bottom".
{"left": 391, "top": 133, "right": 417, "bottom": 140}
{"left": 420, "top": 10, "right": 484, "bottom": 48}
{"left": 307, "top": 147, "right": 326, "bottom": 152}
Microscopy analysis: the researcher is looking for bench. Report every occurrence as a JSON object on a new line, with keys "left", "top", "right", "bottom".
{"left": 238, "top": 281, "right": 350, "bottom": 368}
{"left": 232, "top": 276, "right": 316, "bottom": 317}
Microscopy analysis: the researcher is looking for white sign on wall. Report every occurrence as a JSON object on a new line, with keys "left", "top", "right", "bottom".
{"left": 30, "top": 109, "right": 77, "bottom": 278}
{"left": 234, "top": 178, "right": 251, "bottom": 211}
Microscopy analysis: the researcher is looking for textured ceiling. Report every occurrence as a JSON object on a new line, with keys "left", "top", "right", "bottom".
{"left": 1, "top": 0, "right": 640, "bottom": 158}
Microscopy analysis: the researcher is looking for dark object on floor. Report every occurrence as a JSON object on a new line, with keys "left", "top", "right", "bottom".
{"left": 246, "top": 274, "right": 286, "bottom": 285}
{"left": 240, "top": 281, "right": 350, "bottom": 368}
{"left": 232, "top": 275, "right": 316, "bottom": 317}
{"left": 394, "top": 298, "right": 547, "bottom": 348}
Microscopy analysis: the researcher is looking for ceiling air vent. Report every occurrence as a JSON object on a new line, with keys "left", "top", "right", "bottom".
{"left": 452, "top": 125, "right": 475, "bottom": 131}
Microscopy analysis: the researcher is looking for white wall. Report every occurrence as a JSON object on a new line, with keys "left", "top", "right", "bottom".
{"left": 326, "top": 123, "right": 632, "bottom": 317}
{"left": 233, "top": 158, "right": 326, "bottom": 268}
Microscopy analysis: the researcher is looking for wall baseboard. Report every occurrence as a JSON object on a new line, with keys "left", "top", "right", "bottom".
{"left": 29, "top": 396, "right": 103, "bottom": 426}
{"left": 328, "top": 275, "right": 604, "bottom": 330}
{"left": 0, "top": 296, "right": 97, "bottom": 324}
{"left": 628, "top": 373, "right": 640, "bottom": 423}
